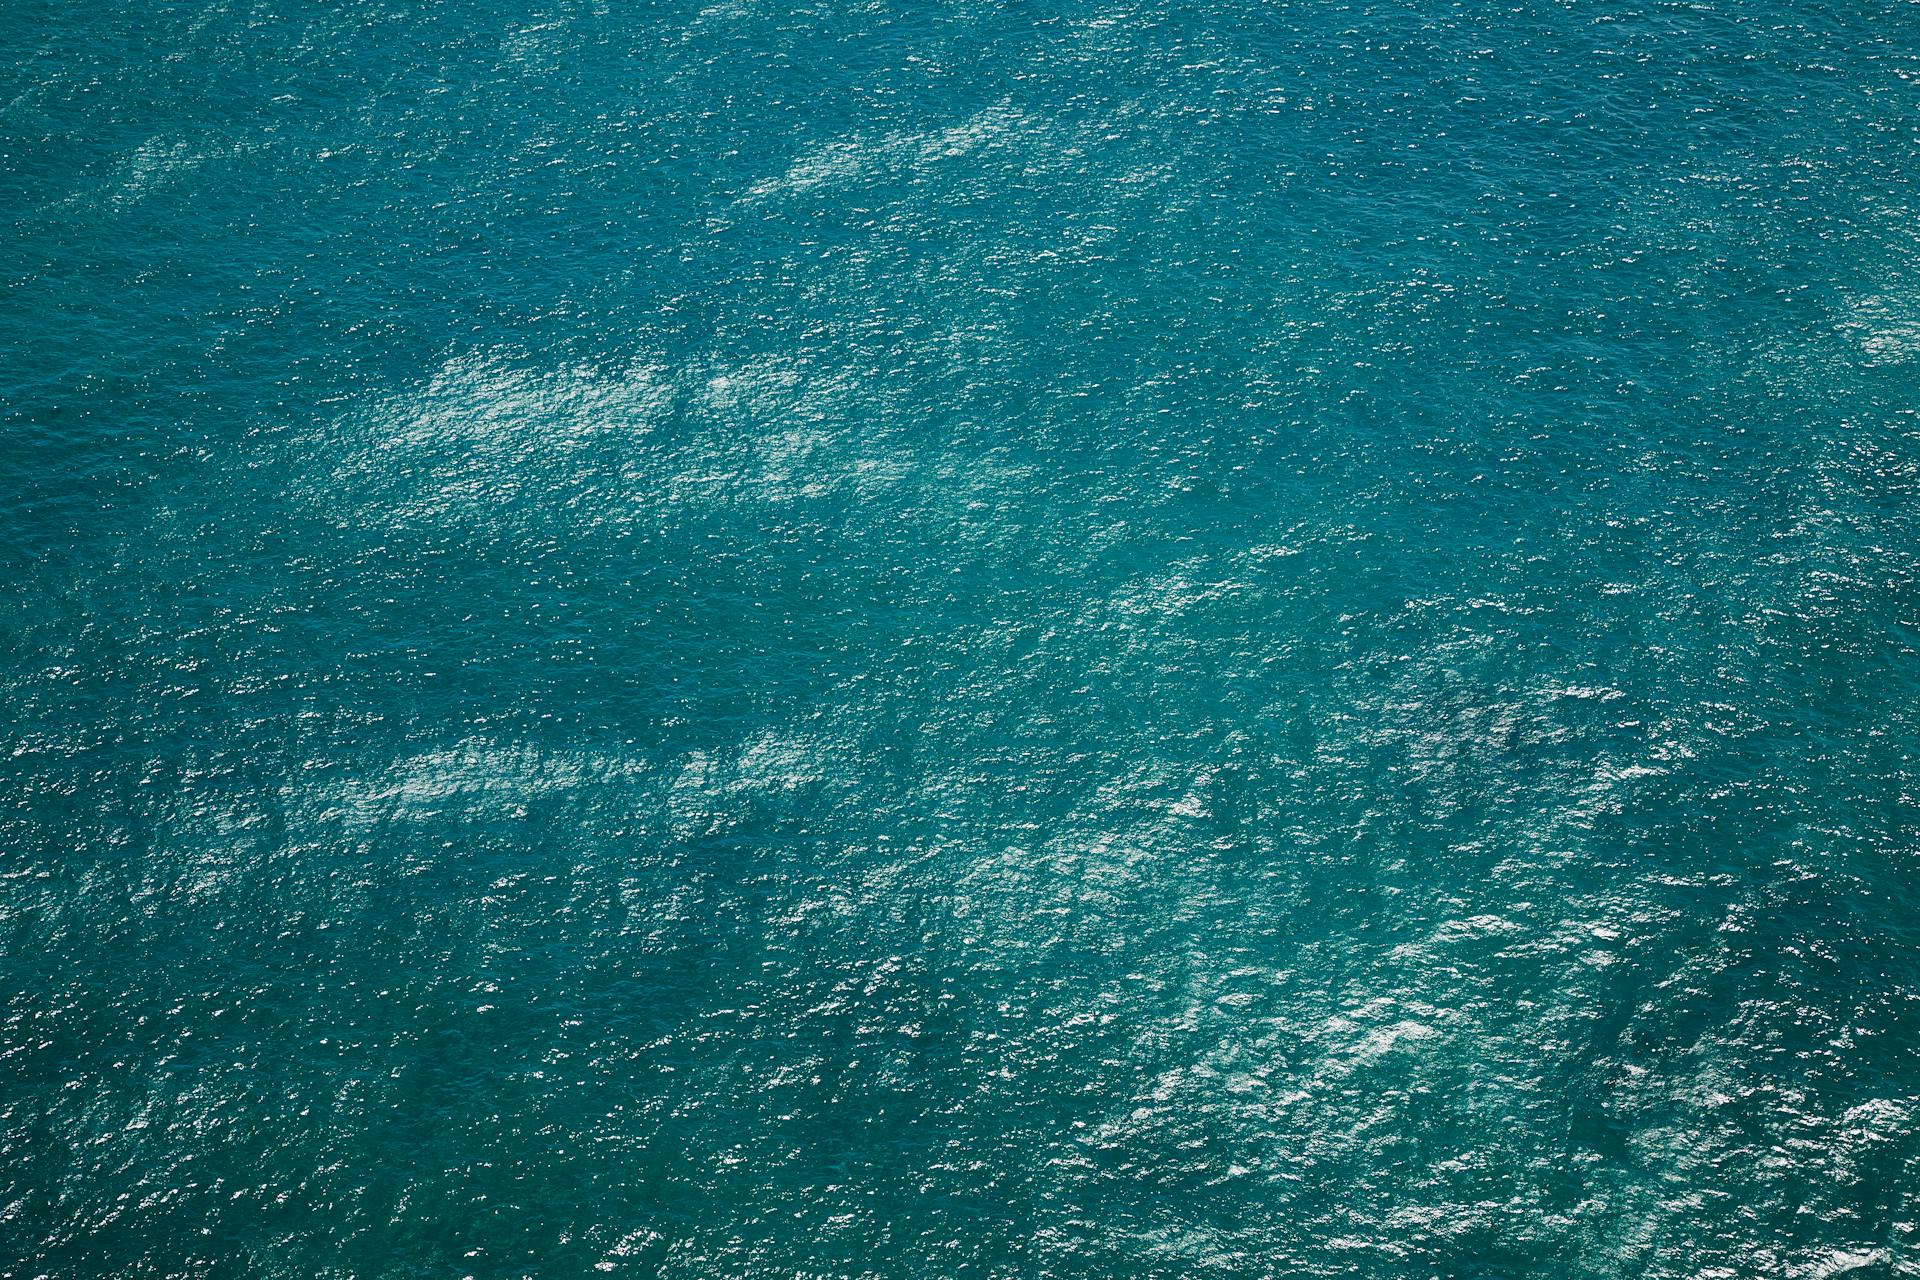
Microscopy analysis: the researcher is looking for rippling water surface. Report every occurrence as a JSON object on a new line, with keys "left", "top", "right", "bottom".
{"left": 5, "top": 1, "right": 1920, "bottom": 1276}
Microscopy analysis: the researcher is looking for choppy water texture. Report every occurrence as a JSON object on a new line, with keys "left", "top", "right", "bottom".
{"left": 5, "top": 1, "right": 1920, "bottom": 1276}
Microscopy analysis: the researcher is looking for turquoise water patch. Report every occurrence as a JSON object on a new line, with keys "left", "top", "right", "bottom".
{"left": 4, "top": 1, "right": 1919, "bottom": 1276}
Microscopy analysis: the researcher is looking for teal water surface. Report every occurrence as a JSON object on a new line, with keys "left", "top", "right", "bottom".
{"left": 5, "top": 1, "right": 1920, "bottom": 1276}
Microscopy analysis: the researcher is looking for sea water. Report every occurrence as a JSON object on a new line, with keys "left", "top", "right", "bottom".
{"left": 3, "top": 1, "right": 1918, "bottom": 1276}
